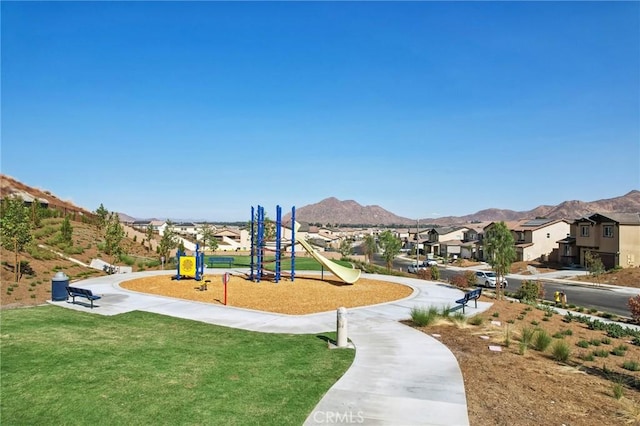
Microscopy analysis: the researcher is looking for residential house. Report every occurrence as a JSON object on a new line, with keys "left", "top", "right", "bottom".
{"left": 567, "top": 212, "right": 640, "bottom": 269}
{"left": 212, "top": 227, "right": 250, "bottom": 251}
{"left": 460, "top": 223, "right": 490, "bottom": 259}
{"left": 424, "top": 226, "right": 468, "bottom": 258}
{"left": 483, "top": 219, "right": 570, "bottom": 262}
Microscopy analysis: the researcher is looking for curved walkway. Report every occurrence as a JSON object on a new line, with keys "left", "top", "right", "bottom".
{"left": 48, "top": 270, "right": 493, "bottom": 425}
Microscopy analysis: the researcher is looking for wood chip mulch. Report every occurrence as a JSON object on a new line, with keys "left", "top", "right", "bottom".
{"left": 120, "top": 273, "right": 414, "bottom": 315}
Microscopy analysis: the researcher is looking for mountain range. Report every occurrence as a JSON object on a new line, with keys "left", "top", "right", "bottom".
{"left": 287, "top": 191, "right": 640, "bottom": 226}
{"left": 1, "top": 174, "right": 638, "bottom": 226}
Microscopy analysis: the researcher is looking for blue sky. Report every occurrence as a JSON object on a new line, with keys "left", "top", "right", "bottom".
{"left": 2, "top": 1, "right": 638, "bottom": 222}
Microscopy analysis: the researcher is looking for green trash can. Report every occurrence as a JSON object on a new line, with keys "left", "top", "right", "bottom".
{"left": 51, "top": 272, "right": 69, "bottom": 301}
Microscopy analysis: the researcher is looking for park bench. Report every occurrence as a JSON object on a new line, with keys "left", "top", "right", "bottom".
{"left": 66, "top": 286, "right": 102, "bottom": 309}
{"left": 207, "top": 257, "right": 234, "bottom": 268}
{"left": 451, "top": 288, "right": 482, "bottom": 314}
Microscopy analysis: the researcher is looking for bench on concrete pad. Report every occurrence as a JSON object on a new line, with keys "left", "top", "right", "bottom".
{"left": 451, "top": 288, "right": 482, "bottom": 314}
{"left": 66, "top": 286, "right": 101, "bottom": 309}
{"left": 207, "top": 257, "right": 234, "bottom": 267}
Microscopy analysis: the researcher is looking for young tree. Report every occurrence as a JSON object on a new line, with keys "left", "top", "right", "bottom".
{"left": 94, "top": 203, "right": 109, "bottom": 230}
{"left": 378, "top": 230, "right": 401, "bottom": 271}
{"left": 145, "top": 224, "right": 154, "bottom": 252}
{"left": 158, "top": 221, "right": 178, "bottom": 262}
{"left": 30, "top": 201, "right": 42, "bottom": 227}
{"left": 484, "top": 221, "right": 516, "bottom": 300}
{"left": 584, "top": 250, "right": 605, "bottom": 285}
{"left": 198, "top": 223, "right": 215, "bottom": 252}
{"left": 0, "top": 196, "right": 33, "bottom": 282}
{"left": 338, "top": 238, "right": 353, "bottom": 259}
{"left": 60, "top": 216, "right": 73, "bottom": 245}
{"left": 363, "top": 234, "right": 378, "bottom": 264}
{"left": 104, "top": 212, "right": 125, "bottom": 263}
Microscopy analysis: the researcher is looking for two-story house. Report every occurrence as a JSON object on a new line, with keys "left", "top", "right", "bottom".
{"left": 424, "top": 226, "right": 469, "bottom": 259}
{"left": 567, "top": 212, "right": 640, "bottom": 269}
{"left": 483, "top": 219, "right": 570, "bottom": 262}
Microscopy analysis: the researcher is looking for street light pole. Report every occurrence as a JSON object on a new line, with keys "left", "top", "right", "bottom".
{"left": 416, "top": 219, "right": 420, "bottom": 266}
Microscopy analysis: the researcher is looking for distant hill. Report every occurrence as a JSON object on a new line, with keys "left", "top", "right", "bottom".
{"left": 284, "top": 197, "right": 415, "bottom": 226}
{"left": 0, "top": 174, "right": 94, "bottom": 217}
{"left": 3, "top": 174, "right": 638, "bottom": 227}
{"left": 286, "top": 192, "right": 640, "bottom": 227}
{"left": 423, "top": 190, "right": 640, "bottom": 226}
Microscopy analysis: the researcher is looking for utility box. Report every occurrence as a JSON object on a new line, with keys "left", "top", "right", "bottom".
{"left": 51, "top": 272, "right": 69, "bottom": 301}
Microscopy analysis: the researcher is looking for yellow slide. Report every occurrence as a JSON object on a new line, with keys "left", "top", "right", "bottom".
{"left": 294, "top": 222, "right": 361, "bottom": 284}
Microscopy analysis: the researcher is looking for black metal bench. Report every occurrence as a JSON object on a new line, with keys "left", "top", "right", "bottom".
{"left": 451, "top": 288, "right": 482, "bottom": 313}
{"left": 66, "top": 286, "right": 102, "bottom": 309}
{"left": 207, "top": 257, "right": 234, "bottom": 267}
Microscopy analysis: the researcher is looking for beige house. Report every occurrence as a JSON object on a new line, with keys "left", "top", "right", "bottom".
{"left": 483, "top": 219, "right": 570, "bottom": 262}
{"left": 566, "top": 212, "right": 640, "bottom": 269}
{"left": 424, "top": 226, "right": 469, "bottom": 257}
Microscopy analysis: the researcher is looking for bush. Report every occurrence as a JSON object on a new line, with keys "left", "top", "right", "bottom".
{"left": 592, "top": 349, "right": 609, "bottom": 358}
{"left": 469, "top": 316, "right": 484, "bottom": 326}
{"left": 520, "top": 326, "right": 536, "bottom": 347}
{"left": 532, "top": 329, "right": 552, "bottom": 351}
{"left": 450, "top": 273, "right": 469, "bottom": 288}
{"left": 580, "top": 353, "right": 595, "bottom": 362}
{"left": 516, "top": 280, "right": 545, "bottom": 302}
{"left": 629, "top": 295, "right": 640, "bottom": 323}
{"left": 612, "top": 345, "right": 628, "bottom": 356}
{"left": 551, "top": 340, "right": 571, "bottom": 362}
{"left": 416, "top": 269, "right": 432, "bottom": 280}
{"left": 576, "top": 340, "right": 590, "bottom": 348}
{"left": 430, "top": 265, "right": 440, "bottom": 281}
{"left": 410, "top": 306, "right": 440, "bottom": 327}
{"left": 622, "top": 360, "right": 640, "bottom": 371}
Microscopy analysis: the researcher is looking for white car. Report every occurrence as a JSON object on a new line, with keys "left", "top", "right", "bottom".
{"left": 475, "top": 271, "right": 508, "bottom": 288}
{"left": 407, "top": 263, "right": 427, "bottom": 273}
{"left": 423, "top": 259, "right": 438, "bottom": 267}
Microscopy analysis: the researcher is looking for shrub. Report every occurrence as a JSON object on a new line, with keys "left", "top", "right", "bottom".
{"left": 516, "top": 280, "right": 545, "bottom": 302}
{"left": 532, "top": 329, "right": 552, "bottom": 351}
{"left": 613, "top": 382, "right": 624, "bottom": 400}
{"left": 612, "top": 345, "right": 628, "bottom": 356}
{"left": 450, "top": 273, "right": 469, "bottom": 288}
{"left": 576, "top": 340, "right": 590, "bottom": 348}
{"left": 592, "top": 349, "right": 609, "bottom": 358}
{"left": 430, "top": 265, "right": 440, "bottom": 281}
{"left": 589, "top": 338, "right": 602, "bottom": 346}
{"left": 469, "top": 316, "right": 484, "bottom": 326}
{"left": 440, "top": 305, "right": 451, "bottom": 317}
{"left": 552, "top": 332, "right": 565, "bottom": 339}
{"left": 622, "top": 360, "right": 640, "bottom": 371}
{"left": 580, "top": 353, "right": 595, "bottom": 362}
{"left": 629, "top": 295, "right": 640, "bottom": 323}
{"left": 410, "top": 306, "right": 440, "bottom": 327}
{"left": 520, "top": 326, "right": 536, "bottom": 347}
{"left": 416, "top": 269, "right": 432, "bottom": 280}
{"left": 601, "top": 337, "right": 612, "bottom": 345}
{"left": 531, "top": 320, "right": 539, "bottom": 326}
{"left": 551, "top": 340, "right": 571, "bottom": 362}
{"left": 492, "top": 312, "right": 499, "bottom": 318}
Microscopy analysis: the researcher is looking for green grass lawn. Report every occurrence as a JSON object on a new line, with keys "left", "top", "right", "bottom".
{"left": 1, "top": 306, "right": 354, "bottom": 425}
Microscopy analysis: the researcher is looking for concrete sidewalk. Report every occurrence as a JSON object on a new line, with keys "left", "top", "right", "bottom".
{"left": 49, "top": 271, "right": 493, "bottom": 425}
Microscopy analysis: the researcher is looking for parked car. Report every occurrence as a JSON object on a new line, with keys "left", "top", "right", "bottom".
{"left": 408, "top": 263, "right": 427, "bottom": 273}
{"left": 423, "top": 259, "right": 438, "bottom": 267}
{"left": 474, "top": 271, "right": 508, "bottom": 288}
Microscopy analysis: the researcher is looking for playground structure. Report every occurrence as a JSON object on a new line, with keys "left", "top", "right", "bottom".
{"left": 174, "top": 243, "right": 205, "bottom": 281}
{"left": 250, "top": 205, "right": 361, "bottom": 284}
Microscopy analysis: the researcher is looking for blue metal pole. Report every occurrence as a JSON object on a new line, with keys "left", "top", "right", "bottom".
{"left": 257, "top": 205, "right": 264, "bottom": 283}
{"left": 291, "top": 206, "right": 296, "bottom": 282}
{"left": 250, "top": 206, "right": 255, "bottom": 281}
{"left": 276, "top": 205, "right": 281, "bottom": 283}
